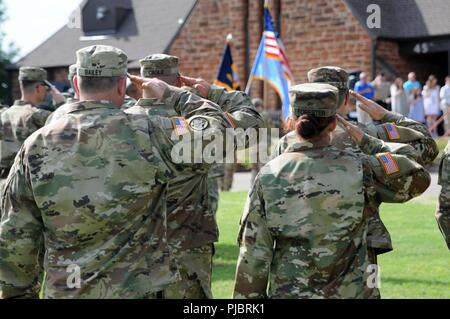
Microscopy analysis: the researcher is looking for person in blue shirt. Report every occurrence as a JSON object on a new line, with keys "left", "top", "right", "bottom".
{"left": 403, "top": 72, "right": 422, "bottom": 93}
{"left": 354, "top": 72, "right": 375, "bottom": 123}
{"left": 354, "top": 72, "right": 375, "bottom": 99}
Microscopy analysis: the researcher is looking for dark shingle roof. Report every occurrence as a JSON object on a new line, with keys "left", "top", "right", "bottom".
{"left": 345, "top": 0, "right": 450, "bottom": 39}
{"left": 11, "top": 0, "right": 197, "bottom": 69}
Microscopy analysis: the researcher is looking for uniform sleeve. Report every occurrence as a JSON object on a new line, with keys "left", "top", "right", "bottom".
{"left": 32, "top": 109, "right": 51, "bottom": 128}
{"left": 358, "top": 134, "right": 421, "bottom": 161}
{"left": 437, "top": 149, "right": 450, "bottom": 250}
{"left": 146, "top": 86, "right": 233, "bottom": 168}
{"left": 361, "top": 137, "right": 431, "bottom": 203}
{"left": 0, "top": 146, "right": 44, "bottom": 299}
{"left": 378, "top": 111, "right": 439, "bottom": 164}
{"left": 233, "top": 178, "right": 273, "bottom": 299}
{"left": 207, "top": 85, "right": 265, "bottom": 130}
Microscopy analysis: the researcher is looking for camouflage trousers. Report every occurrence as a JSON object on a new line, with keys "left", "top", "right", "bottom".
{"left": 163, "top": 244, "right": 214, "bottom": 299}
{"left": 207, "top": 176, "right": 220, "bottom": 216}
{"left": 219, "top": 163, "right": 235, "bottom": 191}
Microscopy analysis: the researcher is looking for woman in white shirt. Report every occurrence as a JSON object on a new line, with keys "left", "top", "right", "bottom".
{"left": 422, "top": 75, "right": 441, "bottom": 137}
{"left": 390, "top": 78, "right": 409, "bottom": 116}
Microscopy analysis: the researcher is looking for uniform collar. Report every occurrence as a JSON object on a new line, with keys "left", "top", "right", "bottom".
{"left": 13, "top": 100, "right": 34, "bottom": 107}
{"left": 285, "top": 136, "right": 331, "bottom": 152}
{"left": 135, "top": 98, "right": 170, "bottom": 108}
{"left": 65, "top": 100, "right": 118, "bottom": 114}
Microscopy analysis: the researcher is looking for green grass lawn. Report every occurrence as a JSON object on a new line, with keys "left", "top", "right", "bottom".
{"left": 212, "top": 192, "right": 450, "bottom": 299}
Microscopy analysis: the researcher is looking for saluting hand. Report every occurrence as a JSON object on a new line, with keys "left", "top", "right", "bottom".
{"left": 350, "top": 90, "right": 387, "bottom": 120}
{"left": 180, "top": 75, "right": 211, "bottom": 98}
{"left": 128, "top": 75, "right": 168, "bottom": 99}
{"left": 336, "top": 114, "right": 364, "bottom": 144}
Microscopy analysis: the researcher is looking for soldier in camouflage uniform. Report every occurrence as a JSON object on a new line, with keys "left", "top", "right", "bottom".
{"left": 0, "top": 45, "right": 235, "bottom": 299}
{"left": 0, "top": 67, "right": 52, "bottom": 198}
{"left": 45, "top": 64, "right": 79, "bottom": 125}
{"left": 437, "top": 142, "right": 450, "bottom": 250}
{"left": 234, "top": 83, "right": 431, "bottom": 299}
{"left": 275, "top": 66, "right": 438, "bottom": 260}
{"left": 126, "top": 54, "right": 263, "bottom": 298}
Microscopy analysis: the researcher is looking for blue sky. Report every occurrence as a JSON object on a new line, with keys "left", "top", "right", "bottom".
{"left": 3, "top": 0, "right": 83, "bottom": 61}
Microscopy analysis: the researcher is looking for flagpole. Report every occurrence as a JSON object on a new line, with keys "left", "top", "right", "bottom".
{"left": 263, "top": 0, "right": 269, "bottom": 110}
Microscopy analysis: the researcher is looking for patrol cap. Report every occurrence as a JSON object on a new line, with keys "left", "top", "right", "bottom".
{"left": 140, "top": 54, "right": 179, "bottom": 77}
{"left": 289, "top": 83, "right": 339, "bottom": 117}
{"left": 18, "top": 67, "right": 47, "bottom": 82}
{"left": 76, "top": 45, "right": 128, "bottom": 77}
{"left": 307, "top": 66, "right": 349, "bottom": 91}
{"left": 68, "top": 64, "right": 77, "bottom": 80}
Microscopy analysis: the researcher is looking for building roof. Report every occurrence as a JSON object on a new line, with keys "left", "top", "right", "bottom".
{"left": 345, "top": 0, "right": 450, "bottom": 39}
{"left": 10, "top": 0, "right": 197, "bottom": 69}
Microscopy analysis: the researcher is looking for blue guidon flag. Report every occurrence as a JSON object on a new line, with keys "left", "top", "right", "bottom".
{"left": 214, "top": 39, "right": 241, "bottom": 92}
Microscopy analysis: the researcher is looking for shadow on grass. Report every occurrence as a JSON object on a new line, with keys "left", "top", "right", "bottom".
{"left": 383, "top": 276, "right": 450, "bottom": 287}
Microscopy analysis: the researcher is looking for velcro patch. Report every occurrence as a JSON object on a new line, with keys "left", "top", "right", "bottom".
{"left": 172, "top": 117, "right": 190, "bottom": 136}
{"left": 189, "top": 117, "right": 209, "bottom": 131}
{"left": 384, "top": 123, "right": 400, "bottom": 140}
{"left": 224, "top": 112, "right": 237, "bottom": 128}
{"left": 377, "top": 153, "right": 400, "bottom": 175}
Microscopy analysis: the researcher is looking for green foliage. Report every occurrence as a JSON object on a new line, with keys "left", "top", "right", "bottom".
{"left": 213, "top": 192, "right": 450, "bottom": 299}
{"left": 0, "top": 0, "right": 19, "bottom": 104}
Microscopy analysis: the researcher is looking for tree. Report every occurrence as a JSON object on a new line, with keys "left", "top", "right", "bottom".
{"left": 0, "top": 0, "right": 19, "bottom": 105}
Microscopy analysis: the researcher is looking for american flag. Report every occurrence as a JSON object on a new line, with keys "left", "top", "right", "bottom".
{"left": 378, "top": 153, "right": 399, "bottom": 175}
{"left": 384, "top": 123, "right": 400, "bottom": 140}
{"left": 263, "top": 2, "right": 294, "bottom": 83}
{"left": 172, "top": 117, "right": 189, "bottom": 136}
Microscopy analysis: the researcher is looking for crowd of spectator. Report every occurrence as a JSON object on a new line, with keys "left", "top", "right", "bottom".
{"left": 353, "top": 72, "right": 450, "bottom": 138}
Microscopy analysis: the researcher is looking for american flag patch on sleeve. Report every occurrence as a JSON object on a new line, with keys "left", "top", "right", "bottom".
{"left": 377, "top": 153, "right": 400, "bottom": 175}
{"left": 224, "top": 112, "right": 237, "bottom": 128}
{"left": 172, "top": 117, "right": 190, "bottom": 136}
{"left": 384, "top": 123, "right": 400, "bottom": 140}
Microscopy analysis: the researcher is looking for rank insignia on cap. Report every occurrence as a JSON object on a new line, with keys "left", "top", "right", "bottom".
{"left": 172, "top": 117, "right": 190, "bottom": 136}
{"left": 384, "top": 123, "right": 400, "bottom": 140}
{"left": 189, "top": 117, "right": 209, "bottom": 131}
{"left": 377, "top": 153, "right": 400, "bottom": 175}
{"left": 224, "top": 112, "right": 237, "bottom": 128}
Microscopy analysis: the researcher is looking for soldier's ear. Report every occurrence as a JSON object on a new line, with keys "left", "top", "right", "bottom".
{"left": 73, "top": 76, "right": 81, "bottom": 97}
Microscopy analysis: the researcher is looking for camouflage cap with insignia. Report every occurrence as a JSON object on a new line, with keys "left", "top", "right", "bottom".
{"left": 140, "top": 54, "right": 179, "bottom": 77}
{"left": 307, "top": 66, "right": 349, "bottom": 91}
{"left": 68, "top": 64, "right": 78, "bottom": 80}
{"left": 18, "top": 67, "right": 47, "bottom": 82}
{"left": 290, "top": 83, "right": 339, "bottom": 117}
{"left": 76, "top": 45, "right": 128, "bottom": 77}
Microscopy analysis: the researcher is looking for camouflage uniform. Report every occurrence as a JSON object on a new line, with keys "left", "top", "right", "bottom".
{"left": 0, "top": 45, "right": 233, "bottom": 299}
{"left": 125, "top": 54, "right": 264, "bottom": 299}
{"left": 234, "top": 83, "right": 431, "bottom": 299}
{"left": 45, "top": 64, "right": 79, "bottom": 125}
{"left": 437, "top": 141, "right": 450, "bottom": 250}
{"left": 275, "top": 67, "right": 438, "bottom": 256}
{"left": 0, "top": 67, "right": 51, "bottom": 200}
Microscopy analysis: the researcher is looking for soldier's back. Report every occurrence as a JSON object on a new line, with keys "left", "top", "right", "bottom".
{"left": 256, "top": 145, "right": 372, "bottom": 298}
{"left": 0, "top": 101, "right": 50, "bottom": 169}
{"left": 17, "top": 100, "right": 176, "bottom": 298}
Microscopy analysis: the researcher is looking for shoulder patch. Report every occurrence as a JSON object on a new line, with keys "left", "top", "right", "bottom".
{"left": 377, "top": 153, "right": 400, "bottom": 175}
{"left": 189, "top": 117, "right": 209, "bottom": 131}
{"left": 172, "top": 117, "right": 190, "bottom": 135}
{"left": 224, "top": 112, "right": 237, "bottom": 128}
{"left": 384, "top": 123, "right": 400, "bottom": 140}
